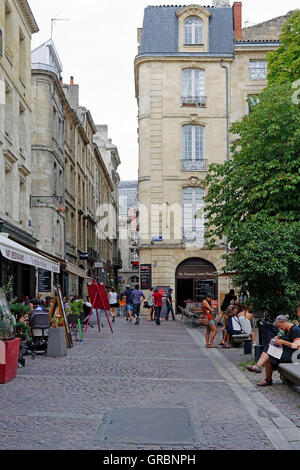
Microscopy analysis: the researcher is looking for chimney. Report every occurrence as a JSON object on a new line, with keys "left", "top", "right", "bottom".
{"left": 70, "top": 76, "right": 74, "bottom": 86}
{"left": 233, "top": 2, "right": 242, "bottom": 40}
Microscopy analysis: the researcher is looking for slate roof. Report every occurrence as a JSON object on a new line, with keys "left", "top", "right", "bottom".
{"left": 138, "top": 5, "right": 234, "bottom": 57}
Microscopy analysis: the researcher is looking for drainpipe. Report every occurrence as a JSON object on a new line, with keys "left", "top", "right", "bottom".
{"left": 220, "top": 59, "right": 229, "bottom": 162}
{"left": 220, "top": 59, "right": 230, "bottom": 255}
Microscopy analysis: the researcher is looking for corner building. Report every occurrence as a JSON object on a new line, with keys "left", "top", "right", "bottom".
{"left": 135, "top": 2, "right": 288, "bottom": 309}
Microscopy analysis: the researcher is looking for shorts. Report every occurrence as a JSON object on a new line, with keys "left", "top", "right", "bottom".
{"left": 208, "top": 320, "right": 215, "bottom": 327}
{"left": 133, "top": 304, "right": 141, "bottom": 316}
{"left": 110, "top": 303, "right": 119, "bottom": 308}
{"left": 126, "top": 304, "right": 133, "bottom": 312}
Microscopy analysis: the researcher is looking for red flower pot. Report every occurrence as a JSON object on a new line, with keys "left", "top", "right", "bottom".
{"left": 0, "top": 338, "right": 20, "bottom": 384}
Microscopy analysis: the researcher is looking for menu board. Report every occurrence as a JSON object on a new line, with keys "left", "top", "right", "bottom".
{"left": 140, "top": 264, "right": 152, "bottom": 290}
{"left": 38, "top": 269, "right": 52, "bottom": 293}
{"left": 196, "top": 281, "right": 215, "bottom": 302}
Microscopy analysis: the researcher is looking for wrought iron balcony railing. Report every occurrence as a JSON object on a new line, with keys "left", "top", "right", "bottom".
{"left": 182, "top": 159, "right": 207, "bottom": 171}
{"left": 30, "top": 195, "right": 64, "bottom": 208}
{"left": 182, "top": 228, "right": 205, "bottom": 245}
{"left": 249, "top": 67, "right": 267, "bottom": 80}
{"left": 182, "top": 96, "right": 207, "bottom": 107}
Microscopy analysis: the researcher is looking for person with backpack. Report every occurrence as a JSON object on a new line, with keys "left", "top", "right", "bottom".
{"left": 124, "top": 286, "right": 133, "bottom": 322}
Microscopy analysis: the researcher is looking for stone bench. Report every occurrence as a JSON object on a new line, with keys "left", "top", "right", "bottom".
{"left": 278, "top": 351, "right": 300, "bottom": 386}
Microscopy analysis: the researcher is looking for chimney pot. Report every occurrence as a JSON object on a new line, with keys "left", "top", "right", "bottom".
{"left": 233, "top": 2, "right": 242, "bottom": 40}
{"left": 70, "top": 76, "right": 74, "bottom": 86}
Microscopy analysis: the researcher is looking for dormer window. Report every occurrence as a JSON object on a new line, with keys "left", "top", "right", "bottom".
{"left": 184, "top": 17, "right": 203, "bottom": 45}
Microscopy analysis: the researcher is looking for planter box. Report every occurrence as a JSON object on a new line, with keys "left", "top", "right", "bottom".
{"left": 47, "top": 328, "right": 67, "bottom": 358}
{"left": 0, "top": 338, "right": 20, "bottom": 384}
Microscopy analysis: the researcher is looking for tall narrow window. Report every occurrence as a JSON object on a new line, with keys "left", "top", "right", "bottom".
{"left": 182, "top": 125, "right": 206, "bottom": 171}
{"left": 5, "top": 83, "right": 13, "bottom": 141}
{"left": 5, "top": 2, "right": 13, "bottom": 64}
{"left": 184, "top": 17, "right": 203, "bottom": 45}
{"left": 182, "top": 69, "right": 206, "bottom": 107}
{"left": 182, "top": 187, "right": 205, "bottom": 246}
{"left": 19, "top": 179, "right": 26, "bottom": 225}
{"left": 19, "top": 103, "right": 26, "bottom": 156}
{"left": 19, "top": 29, "right": 26, "bottom": 85}
{"left": 5, "top": 165, "right": 13, "bottom": 216}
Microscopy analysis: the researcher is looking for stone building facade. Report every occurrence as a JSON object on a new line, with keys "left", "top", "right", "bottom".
{"left": 0, "top": 0, "right": 39, "bottom": 298}
{"left": 135, "top": 2, "right": 287, "bottom": 309}
{"left": 118, "top": 181, "right": 139, "bottom": 290}
{"left": 31, "top": 39, "right": 122, "bottom": 297}
{"left": 31, "top": 40, "right": 66, "bottom": 293}
{"left": 94, "top": 125, "right": 122, "bottom": 288}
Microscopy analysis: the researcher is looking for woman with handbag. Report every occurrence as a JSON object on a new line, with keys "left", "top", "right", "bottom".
{"left": 202, "top": 295, "right": 217, "bottom": 349}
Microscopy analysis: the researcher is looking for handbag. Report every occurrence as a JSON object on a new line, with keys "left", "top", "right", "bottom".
{"left": 199, "top": 316, "right": 209, "bottom": 327}
{"left": 143, "top": 301, "right": 149, "bottom": 309}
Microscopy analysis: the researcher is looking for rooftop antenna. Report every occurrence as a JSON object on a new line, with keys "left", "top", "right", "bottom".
{"left": 51, "top": 18, "right": 71, "bottom": 39}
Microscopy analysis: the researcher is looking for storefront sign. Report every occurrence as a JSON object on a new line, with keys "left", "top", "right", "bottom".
{"left": 140, "top": 264, "right": 152, "bottom": 290}
{"left": 79, "top": 253, "right": 89, "bottom": 260}
{"left": 38, "top": 269, "right": 52, "bottom": 293}
{"left": 0, "top": 237, "right": 59, "bottom": 273}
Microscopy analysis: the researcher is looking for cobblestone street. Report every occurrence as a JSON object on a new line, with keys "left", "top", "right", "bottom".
{"left": 0, "top": 316, "right": 300, "bottom": 450}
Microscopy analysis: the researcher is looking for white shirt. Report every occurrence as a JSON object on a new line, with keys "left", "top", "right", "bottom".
{"left": 109, "top": 292, "right": 118, "bottom": 305}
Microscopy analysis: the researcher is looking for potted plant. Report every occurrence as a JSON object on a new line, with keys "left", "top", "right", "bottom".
{"left": 0, "top": 305, "right": 20, "bottom": 384}
{"left": 69, "top": 299, "right": 84, "bottom": 341}
{"left": 47, "top": 314, "right": 67, "bottom": 358}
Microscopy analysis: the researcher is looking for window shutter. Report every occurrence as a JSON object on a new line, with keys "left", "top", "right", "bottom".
{"left": 182, "top": 125, "right": 205, "bottom": 161}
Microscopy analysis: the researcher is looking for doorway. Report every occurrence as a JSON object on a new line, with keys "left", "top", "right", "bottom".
{"left": 176, "top": 258, "right": 218, "bottom": 309}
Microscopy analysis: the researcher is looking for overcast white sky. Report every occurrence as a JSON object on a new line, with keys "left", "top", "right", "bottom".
{"left": 29, "top": 0, "right": 299, "bottom": 181}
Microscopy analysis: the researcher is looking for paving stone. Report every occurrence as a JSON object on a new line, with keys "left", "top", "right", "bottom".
{"left": 0, "top": 318, "right": 287, "bottom": 450}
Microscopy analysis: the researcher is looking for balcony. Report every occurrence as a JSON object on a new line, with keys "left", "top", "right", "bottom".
{"left": 30, "top": 195, "right": 64, "bottom": 209}
{"left": 182, "top": 159, "right": 207, "bottom": 171}
{"left": 182, "top": 228, "right": 205, "bottom": 246}
{"left": 182, "top": 96, "right": 207, "bottom": 108}
{"left": 249, "top": 67, "right": 267, "bottom": 80}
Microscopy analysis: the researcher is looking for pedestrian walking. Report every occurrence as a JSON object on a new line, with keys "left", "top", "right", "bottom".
{"left": 147, "top": 287, "right": 154, "bottom": 321}
{"left": 166, "top": 288, "right": 176, "bottom": 321}
{"left": 124, "top": 286, "right": 133, "bottom": 322}
{"left": 153, "top": 288, "right": 163, "bottom": 326}
{"left": 202, "top": 294, "right": 217, "bottom": 348}
{"left": 131, "top": 285, "right": 145, "bottom": 325}
{"left": 108, "top": 287, "right": 118, "bottom": 323}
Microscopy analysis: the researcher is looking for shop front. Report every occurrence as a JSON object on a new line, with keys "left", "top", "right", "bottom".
{"left": 176, "top": 258, "right": 218, "bottom": 309}
{"left": 0, "top": 234, "right": 60, "bottom": 299}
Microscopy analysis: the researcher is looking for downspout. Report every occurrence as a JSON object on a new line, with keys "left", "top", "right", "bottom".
{"left": 220, "top": 59, "right": 230, "bottom": 256}
{"left": 220, "top": 59, "right": 229, "bottom": 162}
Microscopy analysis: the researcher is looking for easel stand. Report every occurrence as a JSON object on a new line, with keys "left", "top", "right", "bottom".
{"left": 85, "top": 281, "right": 113, "bottom": 334}
{"left": 50, "top": 285, "right": 73, "bottom": 349}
